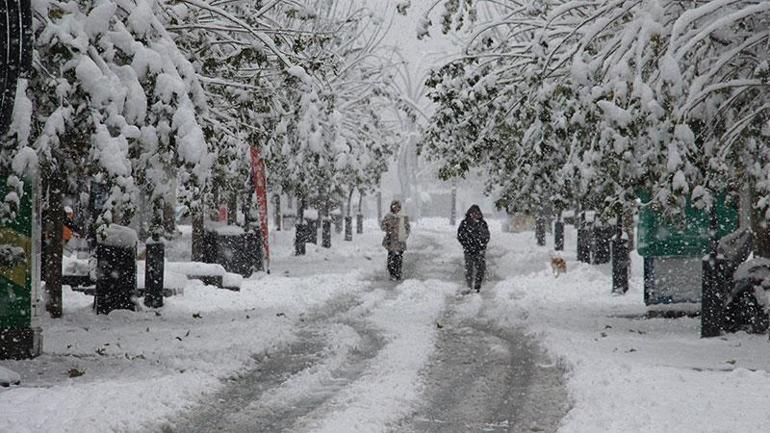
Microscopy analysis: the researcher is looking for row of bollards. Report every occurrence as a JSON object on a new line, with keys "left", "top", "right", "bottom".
{"left": 295, "top": 214, "right": 365, "bottom": 255}
{"left": 551, "top": 217, "right": 629, "bottom": 295}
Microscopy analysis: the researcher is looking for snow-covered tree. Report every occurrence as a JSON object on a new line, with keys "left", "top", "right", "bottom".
{"left": 8, "top": 0, "right": 211, "bottom": 316}
{"left": 419, "top": 0, "right": 770, "bottom": 252}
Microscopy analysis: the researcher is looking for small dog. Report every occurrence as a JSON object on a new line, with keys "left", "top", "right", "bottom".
{"left": 550, "top": 256, "right": 567, "bottom": 277}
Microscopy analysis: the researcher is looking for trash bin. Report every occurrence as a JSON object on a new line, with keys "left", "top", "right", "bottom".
{"left": 204, "top": 224, "right": 253, "bottom": 277}
{"left": 95, "top": 225, "right": 137, "bottom": 315}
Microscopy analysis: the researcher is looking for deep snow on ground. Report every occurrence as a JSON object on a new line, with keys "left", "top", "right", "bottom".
{"left": 1, "top": 218, "right": 769, "bottom": 433}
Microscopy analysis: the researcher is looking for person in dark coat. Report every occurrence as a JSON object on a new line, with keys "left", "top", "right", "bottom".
{"left": 457, "top": 204, "right": 490, "bottom": 292}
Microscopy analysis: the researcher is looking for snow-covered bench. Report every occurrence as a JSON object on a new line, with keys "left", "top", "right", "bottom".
{"left": 165, "top": 262, "right": 242, "bottom": 291}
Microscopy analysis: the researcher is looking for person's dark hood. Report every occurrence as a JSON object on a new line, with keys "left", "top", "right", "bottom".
{"left": 465, "top": 204, "right": 483, "bottom": 219}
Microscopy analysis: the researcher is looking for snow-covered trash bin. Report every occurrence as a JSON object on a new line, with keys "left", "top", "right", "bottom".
{"left": 0, "top": 366, "right": 20, "bottom": 387}
{"left": 203, "top": 224, "right": 257, "bottom": 277}
{"left": 95, "top": 225, "right": 137, "bottom": 315}
{"left": 723, "top": 258, "right": 770, "bottom": 334}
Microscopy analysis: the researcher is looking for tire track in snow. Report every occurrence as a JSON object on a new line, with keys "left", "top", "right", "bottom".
{"left": 389, "top": 229, "right": 570, "bottom": 433}
{"left": 157, "top": 291, "right": 388, "bottom": 433}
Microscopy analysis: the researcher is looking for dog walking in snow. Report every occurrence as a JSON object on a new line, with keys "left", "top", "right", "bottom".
{"left": 550, "top": 256, "right": 567, "bottom": 277}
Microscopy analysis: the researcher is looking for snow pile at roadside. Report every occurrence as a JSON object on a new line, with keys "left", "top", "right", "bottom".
{"left": 0, "top": 366, "right": 20, "bottom": 387}
{"left": 484, "top": 227, "right": 770, "bottom": 433}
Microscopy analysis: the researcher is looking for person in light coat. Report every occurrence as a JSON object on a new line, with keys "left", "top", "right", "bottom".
{"left": 381, "top": 200, "right": 410, "bottom": 280}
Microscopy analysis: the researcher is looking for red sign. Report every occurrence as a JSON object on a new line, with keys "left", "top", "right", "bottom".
{"left": 249, "top": 146, "right": 270, "bottom": 271}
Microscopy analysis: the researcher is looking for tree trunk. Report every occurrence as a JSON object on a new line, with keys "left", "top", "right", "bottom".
{"left": 357, "top": 189, "right": 364, "bottom": 214}
{"left": 273, "top": 193, "right": 282, "bottom": 231}
{"left": 357, "top": 189, "right": 364, "bottom": 235}
{"left": 320, "top": 191, "right": 332, "bottom": 248}
{"left": 624, "top": 208, "right": 635, "bottom": 251}
{"left": 376, "top": 191, "right": 382, "bottom": 221}
{"left": 163, "top": 179, "right": 177, "bottom": 235}
{"left": 295, "top": 196, "right": 306, "bottom": 256}
{"left": 535, "top": 207, "right": 547, "bottom": 247}
{"left": 450, "top": 183, "right": 457, "bottom": 226}
{"left": 750, "top": 185, "right": 770, "bottom": 258}
{"left": 347, "top": 189, "right": 354, "bottom": 217}
{"left": 191, "top": 202, "right": 205, "bottom": 262}
{"left": 611, "top": 213, "right": 629, "bottom": 294}
{"left": 227, "top": 192, "right": 237, "bottom": 225}
{"left": 42, "top": 169, "right": 64, "bottom": 318}
{"left": 554, "top": 211, "right": 564, "bottom": 251}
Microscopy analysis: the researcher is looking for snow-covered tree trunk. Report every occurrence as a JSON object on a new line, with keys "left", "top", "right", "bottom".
{"left": 749, "top": 185, "right": 770, "bottom": 258}
{"left": 273, "top": 194, "right": 281, "bottom": 231}
{"left": 191, "top": 200, "right": 205, "bottom": 262}
{"left": 450, "top": 183, "right": 457, "bottom": 226}
{"left": 41, "top": 168, "right": 64, "bottom": 318}
{"left": 227, "top": 193, "right": 237, "bottom": 225}
{"left": 398, "top": 125, "right": 422, "bottom": 222}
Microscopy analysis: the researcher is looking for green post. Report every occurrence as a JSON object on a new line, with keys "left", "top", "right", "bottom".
{"left": 0, "top": 177, "right": 42, "bottom": 359}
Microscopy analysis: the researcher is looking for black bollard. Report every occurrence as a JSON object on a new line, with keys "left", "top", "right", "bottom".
{"left": 344, "top": 216, "right": 353, "bottom": 241}
{"left": 554, "top": 220, "right": 565, "bottom": 251}
{"left": 577, "top": 222, "right": 592, "bottom": 263}
{"left": 95, "top": 242, "right": 137, "bottom": 314}
{"left": 701, "top": 255, "right": 726, "bottom": 338}
{"left": 322, "top": 219, "right": 332, "bottom": 248}
{"left": 611, "top": 237, "right": 629, "bottom": 294}
{"left": 307, "top": 219, "right": 318, "bottom": 244}
{"left": 643, "top": 257, "right": 655, "bottom": 305}
{"left": 356, "top": 214, "right": 364, "bottom": 234}
{"left": 295, "top": 223, "right": 306, "bottom": 256}
{"left": 144, "top": 241, "right": 164, "bottom": 308}
{"left": 535, "top": 217, "right": 546, "bottom": 246}
{"left": 591, "top": 223, "right": 611, "bottom": 264}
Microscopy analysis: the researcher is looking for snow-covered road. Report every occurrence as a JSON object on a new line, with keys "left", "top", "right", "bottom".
{"left": 162, "top": 229, "right": 569, "bottom": 433}
{"left": 4, "top": 219, "right": 770, "bottom": 433}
